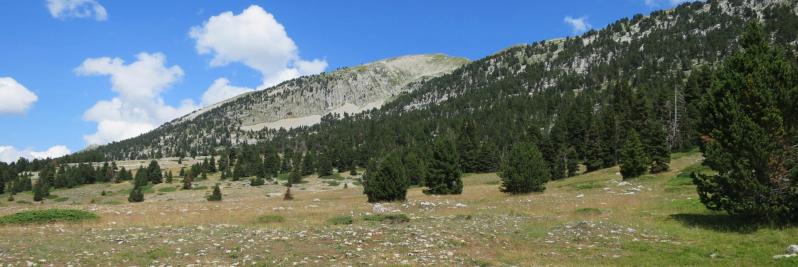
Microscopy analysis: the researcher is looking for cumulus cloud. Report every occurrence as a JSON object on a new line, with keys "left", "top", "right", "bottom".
{"left": 190, "top": 5, "right": 327, "bottom": 90}
{"left": 0, "top": 145, "right": 71, "bottom": 163}
{"left": 76, "top": 52, "right": 198, "bottom": 145}
{"left": 46, "top": 0, "right": 107, "bottom": 21}
{"left": 0, "top": 77, "right": 38, "bottom": 114}
{"left": 644, "top": 0, "right": 694, "bottom": 7}
{"left": 564, "top": 16, "right": 592, "bottom": 34}
{"left": 201, "top": 78, "right": 254, "bottom": 106}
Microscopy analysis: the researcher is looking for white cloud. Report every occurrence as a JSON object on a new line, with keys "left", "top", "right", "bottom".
{"left": 0, "top": 145, "right": 71, "bottom": 163}
{"left": 0, "top": 77, "right": 38, "bottom": 114}
{"left": 46, "top": 0, "right": 107, "bottom": 21}
{"left": 76, "top": 52, "right": 198, "bottom": 145}
{"left": 201, "top": 78, "right": 254, "bottom": 106}
{"left": 564, "top": 16, "right": 592, "bottom": 34}
{"left": 644, "top": 0, "right": 694, "bottom": 7}
{"left": 190, "top": 5, "right": 327, "bottom": 90}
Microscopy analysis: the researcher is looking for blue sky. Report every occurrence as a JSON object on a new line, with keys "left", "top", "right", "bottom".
{"left": 0, "top": 0, "right": 691, "bottom": 162}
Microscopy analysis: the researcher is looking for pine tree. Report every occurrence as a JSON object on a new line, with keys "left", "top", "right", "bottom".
{"left": 182, "top": 173, "right": 193, "bottom": 190}
{"left": 33, "top": 179, "right": 45, "bottom": 201}
{"left": 128, "top": 187, "right": 144, "bottom": 202}
{"left": 133, "top": 166, "right": 148, "bottom": 188}
{"left": 584, "top": 118, "right": 606, "bottom": 172}
{"left": 619, "top": 130, "right": 649, "bottom": 179}
{"left": 457, "top": 120, "right": 481, "bottom": 173}
{"left": 363, "top": 152, "right": 408, "bottom": 202}
{"left": 302, "top": 152, "right": 316, "bottom": 176}
{"left": 403, "top": 148, "right": 427, "bottom": 186}
{"left": 316, "top": 152, "right": 333, "bottom": 177}
{"left": 207, "top": 184, "right": 222, "bottom": 201}
{"left": 147, "top": 160, "right": 163, "bottom": 184}
{"left": 209, "top": 156, "right": 217, "bottom": 173}
{"left": 179, "top": 167, "right": 185, "bottom": 177}
{"left": 693, "top": 23, "right": 798, "bottom": 222}
{"left": 165, "top": 170, "right": 173, "bottom": 183}
{"left": 645, "top": 119, "right": 671, "bottom": 173}
{"left": 288, "top": 160, "right": 303, "bottom": 185}
{"left": 476, "top": 142, "right": 500, "bottom": 173}
{"left": 424, "top": 134, "right": 463, "bottom": 195}
{"left": 500, "top": 142, "right": 549, "bottom": 194}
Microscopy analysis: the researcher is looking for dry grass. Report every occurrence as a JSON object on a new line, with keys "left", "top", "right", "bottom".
{"left": 0, "top": 153, "right": 796, "bottom": 266}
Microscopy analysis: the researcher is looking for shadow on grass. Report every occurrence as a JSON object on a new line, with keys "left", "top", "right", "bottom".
{"left": 669, "top": 213, "right": 763, "bottom": 233}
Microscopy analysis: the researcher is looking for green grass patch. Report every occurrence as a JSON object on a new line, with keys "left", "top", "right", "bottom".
{"left": 44, "top": 194, "right": 59, "bottom": 200}
{"left": 157, "top": 186, "right": 177, "bottom": 193}
{"left": 15, "top": 200, "right": 31, "bottom": 205}
{"left": 53, "top": 197, "right": 69, "bottom": 202}
{"left": 121, "top": 184, "right": 154, "bottom": 194}
{"left": 324, "top": 180, "right": 341, "bottom": 186}
{"left": 327, "top": 215, "right": 354, "bottom": 225}
{"left": 484, "top": 180, "right": 500, "bottom": 185}
{"left": 256, "top": 215, "right": 285, "bottom": 224}
{"left": 192, "top": 185, "right": 208, "bottom": 190}
{"left": 362, "top": 213, "right": 410, "bottom": 224}
{"left": 665, "top": 163, "right": 712, "bottom": 192}
{"left": 0, "top": 209, "right": 98, "bottom": 225}
{"left": 572, "top": 181, "right": 603, "bottom": 190}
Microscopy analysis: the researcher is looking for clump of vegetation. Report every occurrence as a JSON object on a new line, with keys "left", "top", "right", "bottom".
{"left": 256, "top": 215, "right": 285, "bottom": 224}
{"left": 0, "top": 209, "right": 98, "bottom": 225}
{"left": 693, "top": 24, "right": 798, "bottom": 222}
{"left": 424, "top": 134, "right": 463, "bottom": 195}
{"left": 500, "top": 141, "right": 549, "bottom": 194}
{"left": 620, "top": 130, "right": 649, "bottom": 180}
{"left": 128, "top": 187, "right": 144, "bottom": 203}
{"left": 327, "top": 215, "right": 354, "bottom": 225}
{"left": 250, "top": 176, "right": 265, "bottom": 186}
{"left": 363, "top": 152, "right": 408, "bottom": 202}
{"left": 362, "top": 213, "right": 410, "bottom": 224}
{"left": 207, "top": 184, "right": 222, "bottom": 201}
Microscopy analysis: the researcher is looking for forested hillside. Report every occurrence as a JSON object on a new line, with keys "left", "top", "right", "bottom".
{"left": 69, "top": 0, "right": 798, "bottom": 177}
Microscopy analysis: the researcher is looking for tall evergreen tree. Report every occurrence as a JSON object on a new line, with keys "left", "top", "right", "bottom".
{"left": 316, "top": 152, "right": 333, "bottom": 177}
{"left": 133, "top": 166, "right": 148, "bottom": 188}
{"left": 693, "top": 23, "right": 798, "bottom": 222}
{"left": 500, "top": 142, "right": 549, "bottom": 194}
{"left": 424, "top": 134, "right": 463, "bottom": 195}
{"left": 302, "top": 152, "right": 316, "bottom": 176}
{"left": 645, "top": 119, "right": 671, "bottom": 173}
{"left": 402, "top": 148, "right": 427, "bottom": 186}
{"left": 147, "top": 160, "right": 163, "bottom": 184}
{"left": 363, "top": 152, "right": 408, "bottom": 202}
{"left": 619, "top": 130, "right": 649, "bottom": 179}
{"left": 457, "top": 120, "right": 481, "bottom": 173}
{"left": 33, "top": 179, "right": 46, "bottom": 201}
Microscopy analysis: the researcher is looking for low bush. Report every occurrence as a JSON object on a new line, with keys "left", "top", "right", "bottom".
{"left": 0, "top": 209, "right": 98, "bottom": 225}
{"left": 327, "top": 215, "right": 354, "bottom": 225}
{"left": 256, "top": 215, "right": 285, "bottom": 224}
{"left": 362, "top": 213, "right": 410, "bottom": 223}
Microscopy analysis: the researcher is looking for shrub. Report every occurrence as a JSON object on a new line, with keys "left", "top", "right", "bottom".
{"left": 207, "top": 185, "right": 222, "bottom": 201}
{"left": 0, "top": 209, "right": 98, "bottom": 225}
{"left": 256, "top": 215, "right": 285, "bottom": 224}
{"left": 499, "top": 142, "right": 549, "bottom": 194}
{"left": 128, "top": 187, "right": 144, "bottom": 203}
{"left": 327, "top": 215, "right": 354, "bottom": 225}
{"left": 619, "top": 130, "right": 649, "bottom": 180}
{"left": 363, "top": 152, "right": 408, "bottom": 202}
{"left": 362, "top": 213, "right": 410, "bottom": 224}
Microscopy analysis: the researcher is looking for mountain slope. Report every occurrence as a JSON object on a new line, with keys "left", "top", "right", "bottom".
{"left": 75, "top": 0, "right": 798, "bottom": 162}
{"left": 83, "top": 54, "right": 467, "bottom": 159}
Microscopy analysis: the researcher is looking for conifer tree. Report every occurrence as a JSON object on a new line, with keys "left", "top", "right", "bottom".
{"left": 619, "top": 130, "right": 649, "bottom": 179}
{"left": 584, "top": 119, "right": 606, "bottom": 172}
{"left": 316, "top": 152, "right": 333, "bottom": 177}
{"left": 302, "top": 152, "right": 316, "bottom": 176}
{"left": 182, "top": 173, "right": 193, "bottom": 190}
{"left": 403, "top": 148, "right": 426, "bottom": 186}
{"left": 133, "top": 166, "right": 148, "bottom": 188}
{"left": 128, "top": 187, "right": 144, "bottom": 202}
{"left": 476, "top": 142, "right": 500, "bottom": 173}
{"left": 500, "top": 142, "right": 549, "bottom": 194}
{"left": 288, "top": 161, "right": 303, "bottom": 185}
{"left": 209, "top": 156, "right": 217, "bottom": 173}
{"left": 165, "top": 170, "right": 173, "bottom": 183}
{"left": 457, "top": 120, "right": 481, "bottom": 173}
{"left": 147, "top": 160, "right": 163, "bottom": 184}
{"left": 179, "top": 167, "right": 185, "bottom": 177}
{"left": 363, "top": 152, "right": 408, "bottom": 202}
{"left": 424, "top": 134, "right": 463, "bottom": 195}
{"left": 693, "top": 23, "right": 798, "bottom": 222}
{"left": 207, "top": 184, "right": 222, "bottom": 201}
{"left": 645, "top": 119, "right": 671, "bottom": 173}
{"left": 33, "top": 179, "right": 45, "bottom": 201}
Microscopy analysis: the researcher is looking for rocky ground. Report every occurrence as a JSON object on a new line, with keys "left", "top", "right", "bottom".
{"left": 1, "top": 153, "right": 797, "bottom": 266}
